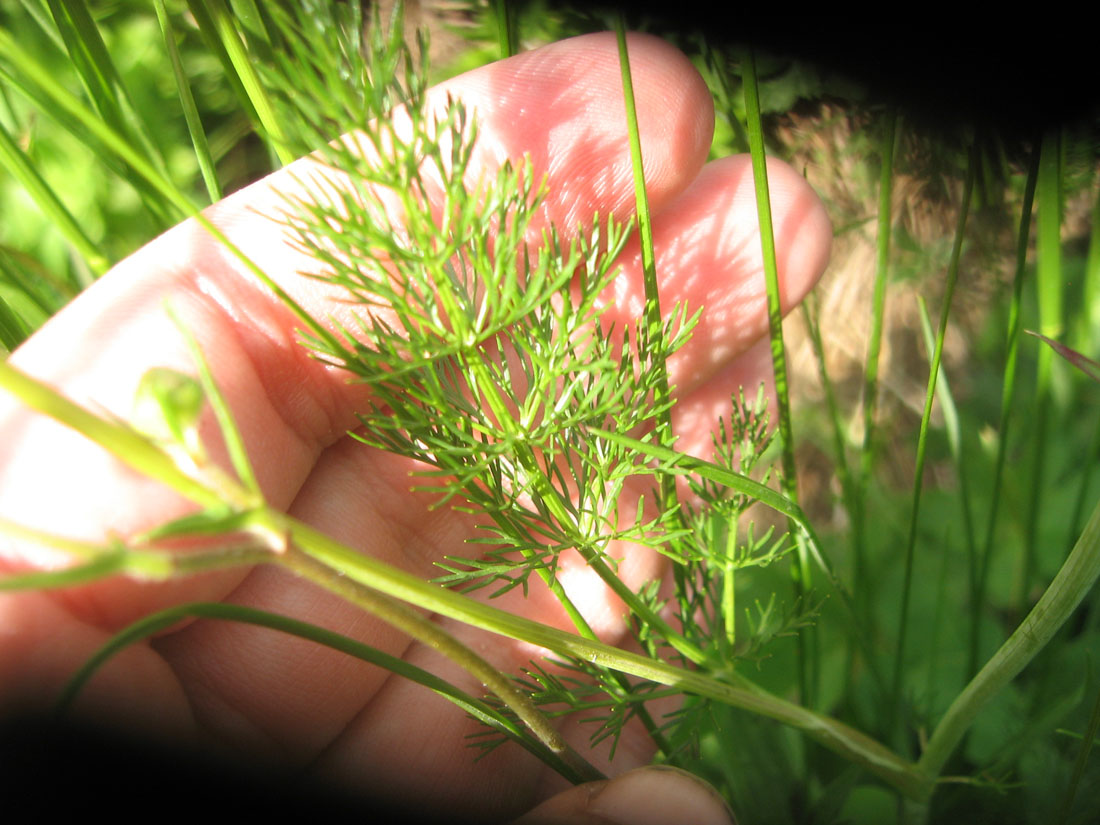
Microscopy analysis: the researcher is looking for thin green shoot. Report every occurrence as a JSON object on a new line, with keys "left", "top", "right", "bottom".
{"left": 193, "top": 0, "right": 294, "bottom": 166}
{"left": 154, "top": 0, "right": 222, "bottom": 203}
{"left": 1083, "top": 175, "right": 1100, "bottom": 350}
{"left": 614, "top": 18, "right": 690, "bottom": 650}
{"left": 971, "top": 139, "right": 1040, "bottom": 679}
{"left": 889, "top": 145, "right": 976, "bottom": 745}
{"left": 41, "top": 0, "right": 174, "bottom": 227}
{"left": 853, "top": 109, "right": 896, "bottom": 626}
{"left": 0, "top": 292, "right": 29, "bottom": 351}
{"left": 0, "top": 26, "right": 341, "bottom": 355}
{"left": 741, "top": 45, "right": 816, "bottom": 708}
{"left": 52, "top": 599, "right": 599, "bottom": 785}
{"left": 919, "top": 492, "right": 1100, "bottom": 780}
{"left": 1020, "top": 128, "right": 1066, "bottom": 613}
{"left": 0, "top": 118, "right": 109, "bottom": 275}
{"left": 492, "top": 0, "right": 519, "bottom": 58}
{"left": 1057, "top": 679, "right": 1100, "bottom": 823}
{"left": 168, "top": 305, "right": 262, "bottom": 498}
{"left": 916, "top": 294, "right": 976, "bottom": 565}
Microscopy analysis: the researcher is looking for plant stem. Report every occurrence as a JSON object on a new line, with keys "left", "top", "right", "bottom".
{"left": 1020, "top": 128, "right": 1065, "bottom": 612}
{"left": 888, "top": 146, "right": 976, "bottom": 743}
{"left": 0, "top": 360, "right": 224, "bottom": 511}
{"left": 919, "top": 494, "right": 1100, "bottom": 780}
{"left": 741, "top": 46, "right": 816, "bottom": 708}
{"left": 853, "top": 109, "right": 896, "bottom": 629}
{"left": 54, "top": 600, "right": 597, "bottom": 785}
{"left": 613, "top": 21, "right": 707, "bottom": 667}
{"left": 276, "top": 508, "right": 928, "bottom": 798}
{"left": 274, "top": 542, "right": 605, "bottom": 783}
{"left": 970, "top": 138, "right": 1040, "bottom": 678}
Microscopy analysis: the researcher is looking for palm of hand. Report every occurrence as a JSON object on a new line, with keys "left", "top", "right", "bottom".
{"left": 0, "top": 32, "right": 829, "bottom": 821}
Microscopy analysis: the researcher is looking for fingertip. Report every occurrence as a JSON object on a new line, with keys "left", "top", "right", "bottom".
{"left": 439, "top": 30, "right": 714, "bottom": 230}
{"left": 514, "top": 766, "right": 736, "bottom": 825}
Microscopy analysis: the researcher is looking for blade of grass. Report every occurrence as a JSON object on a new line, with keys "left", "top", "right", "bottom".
{"left": 492, "top": 0, "right": 518, "bottom": 58}
{"left": 154, "top": 0, "right": 222, "bottom": 203}
{"left": 853, "top": 109, "right": 897, "bottom": 622}
{"left": 1057, "top": 679, "right": 1100, "bottom": 823}
{"left": 191, "top": 0, "right": 294, "bottom": 166}
{"left": 970, "top": 139, "right": 1040, "bottom": 679}
{"left": 1083, "top": 173, "right": 1100, "bottom": 351}
{"left": 39, "top": 0, "right": 175, "bottom": 228}
{"left": 802, "top": 294, "right": 852, "bottom": 517}
{"left": 888, "top": 145, "right": 976, "bottom": 745}
{"left": 182, "top": 0, "right": 262, "bottom": 128}
{"left": 741, "top": 45, "right": 817, "bottom": 708}
{"left": 0, "top": 291, "right": 30, "bottom": 351}
{"left": 44, "top": 0, "right": 168, "bottom": 177}
{"left": 0, "top": 244, "right": 78, "bottom": 314}
{"left": 0, "top": 116, "right": 110, "bottom": 275}
{"left": 916, "top": 294, "right": 976, "bottom": 566}
{"left": 614, "top": 20, "right": 706, "bottom": 675}
{"left": 1020, "top": 128, "right": 1065, "bottom": 612}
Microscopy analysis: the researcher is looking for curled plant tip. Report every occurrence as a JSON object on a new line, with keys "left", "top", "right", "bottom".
{"left": 131, "top": 367, "right": 206, "bottom": 461}
{"left": 1027, "top": 330, "right": 1100, "bottom": 384}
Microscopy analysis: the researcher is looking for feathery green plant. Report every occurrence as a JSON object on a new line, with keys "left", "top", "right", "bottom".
{"left": 1, "top": 2, "right": 1099, "bottom": 823}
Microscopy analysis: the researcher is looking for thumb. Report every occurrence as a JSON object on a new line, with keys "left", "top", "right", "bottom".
{"left": 512, "top": 766, "right": 736, "bottom": 825}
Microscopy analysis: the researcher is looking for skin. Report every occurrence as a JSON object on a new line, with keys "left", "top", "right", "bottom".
{"left": 0, "top": 32, "right": 830, "bottom": 824}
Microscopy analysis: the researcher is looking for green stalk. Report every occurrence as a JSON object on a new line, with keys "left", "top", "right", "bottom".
{"left": 0, "top": 293, "right": 29, "bottom": 351}
{"left": 492, "top": 0, "right": 518, "bottom": 58}
{"left": 802, "top": 296, "right": 852, "bottom": 522}
{"left": 1082, "top": 173, "right": 1100, "bottom": 351}
{"left": 614, "top": 23, "right": 675, "bottom": 473}
{"left": 196, "top": 0, "right": 294, "bottom": 166}
{"left": 280, "top": 511, "right": 927, "bottom": 798}
{"left": 0, "top": 118, "right": 109, "bottom": 275}
{"left": 154, "top": 0, "right": 222, "bottom": 203}
{"left": 1020, "top": 129, "right": 1065, "bottom": 612}
{"left": 741, "top": 46, "right": 816, "bottom": 706}
{"left": 853, "top": 110, "right": 896, "bottom": 623}
{"left": 0, "top": 360, "right": 225, "bottom": 511}
{"left": 919, "top": 494, "right": 1100, "bottom": 780}
{"left": 614, "top": 20, "right": 706, "bottom": 668}
{"left": 0, "top": 515, "right": 278, "bottom": 589}
{"left": 54, "top": 600, "right": 598, "bottom": 785}
{"left": 889, "top": 147, "right": 976, "bottom": 741}
{"left": 42, "top": 0, "right": 174, "bottom": 227}
{"left": 916, "top": 295, "right": 976, "bottom": 565}
{"left": 276, "top": 545, "right": 603, "bottom": 783}
{"left": 970, "top": 140, "right": 1040, "bottom": 678}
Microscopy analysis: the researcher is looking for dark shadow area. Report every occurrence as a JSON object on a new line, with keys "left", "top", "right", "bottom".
{"left": 0, "top": 714, "right": 470, "bottom": 825}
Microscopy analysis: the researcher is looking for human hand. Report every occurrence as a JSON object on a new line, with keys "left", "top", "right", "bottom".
{"left": 0, "top": 32, "right": 829, "bottom": 823}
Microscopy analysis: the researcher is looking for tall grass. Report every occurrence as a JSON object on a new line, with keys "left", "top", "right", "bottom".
{"left": 1, "top": 3, "right": 1099, "bottom": 823}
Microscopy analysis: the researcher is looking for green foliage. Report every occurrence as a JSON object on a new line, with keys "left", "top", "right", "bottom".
{"left": 1, "top": 2, "right": 1099, "bottom": 824}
